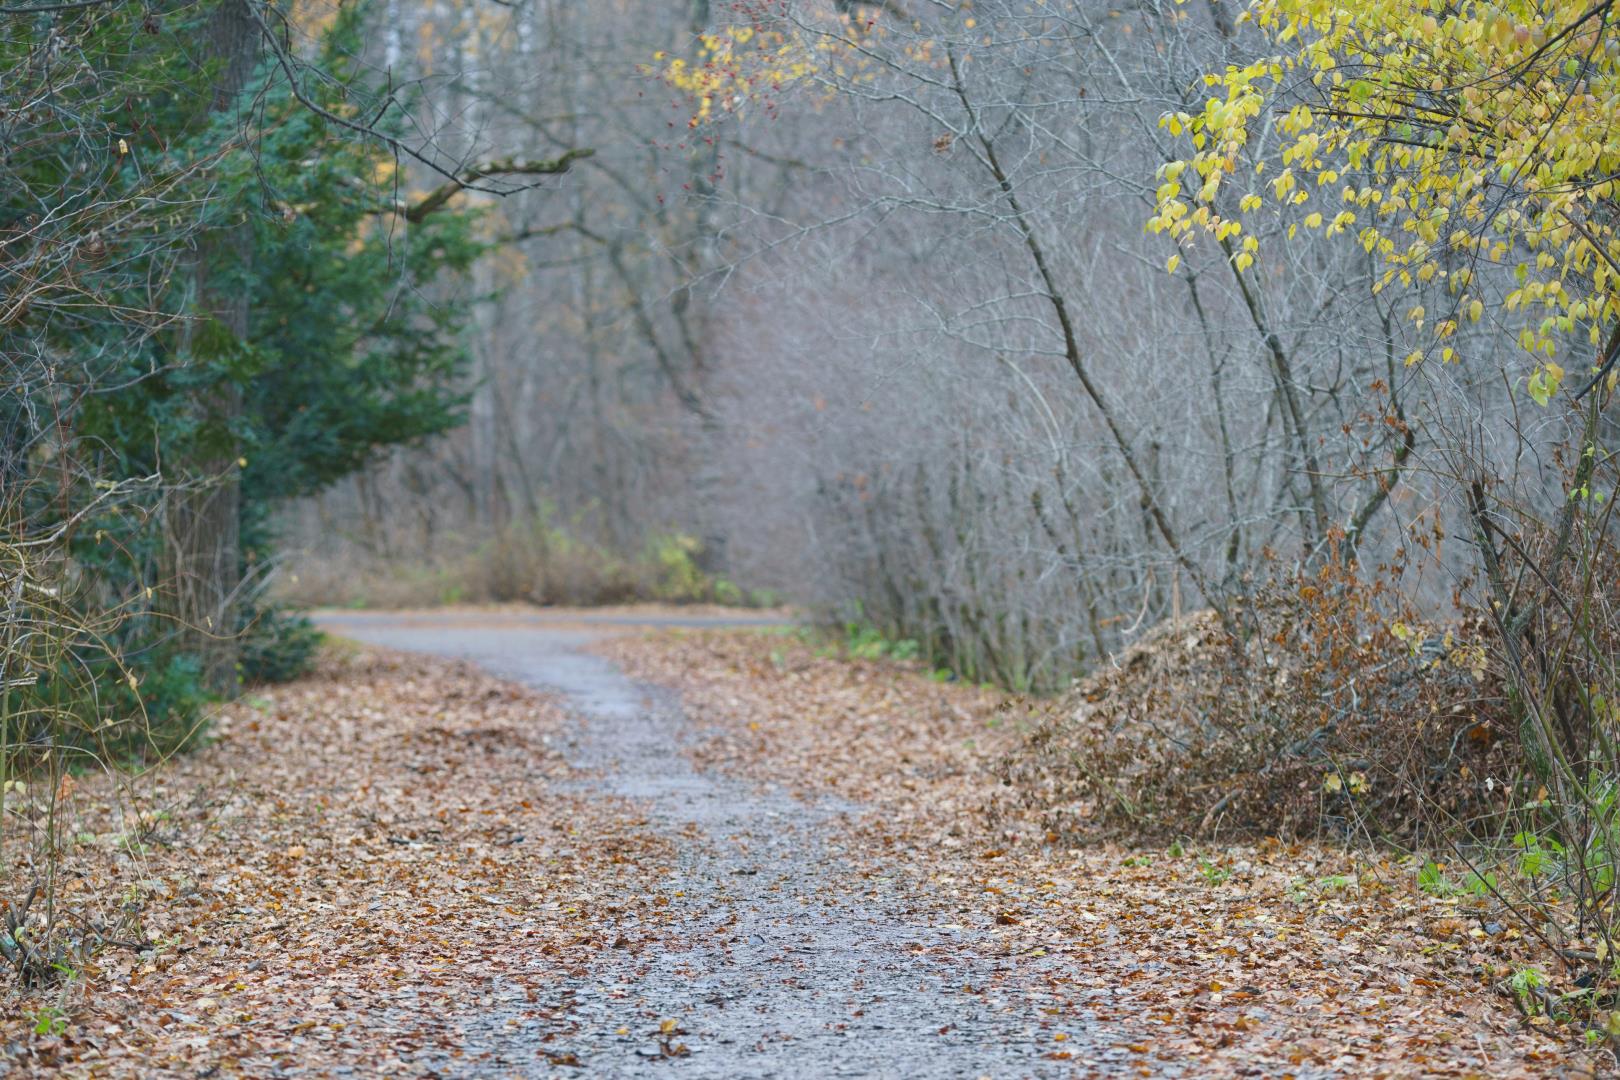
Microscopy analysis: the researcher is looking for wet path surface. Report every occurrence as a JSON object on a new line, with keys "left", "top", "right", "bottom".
{"left": 316, "top": 610, "right": 1093, "bottom": 1079}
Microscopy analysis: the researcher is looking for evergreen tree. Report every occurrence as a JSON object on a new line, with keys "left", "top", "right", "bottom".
{"left": 2, "top": 1, "right": 483, "bottom": 751}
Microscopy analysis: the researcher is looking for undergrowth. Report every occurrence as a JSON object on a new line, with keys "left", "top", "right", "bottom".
{"left": 279, "top": 512, "right": 775, "bottom": 610}
{"left": 995, "top": 557, "right": 1513, "bottom": 846}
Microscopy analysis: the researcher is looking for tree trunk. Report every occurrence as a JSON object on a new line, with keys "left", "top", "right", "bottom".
{"left": 168, "top": 0, "right": 258, "bottom": 693}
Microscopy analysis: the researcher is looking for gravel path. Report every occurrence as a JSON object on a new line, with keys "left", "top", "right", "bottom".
{"left": 315, "top": 610, "right": 1094, "bottom": 1079}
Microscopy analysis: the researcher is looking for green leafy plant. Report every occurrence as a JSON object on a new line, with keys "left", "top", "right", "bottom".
{"left": 842, "top": 622, "right": 924, "bottom": 664}
{"left": 1417, "top": 861, "right": 1457, "bottom": 898}
{"left": 1509, "top": 967, "right": 1550, "bottom": 1018}
{"left": 1316, "top": 875, "right": 1354, "bottom": 896}
{"left": 30, "top": 1005, "right": 67, "bottom": 1038}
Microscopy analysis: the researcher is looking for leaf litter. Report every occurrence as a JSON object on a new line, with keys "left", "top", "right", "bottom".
{"left": 0, "top": 648, "right": 671, "bottom": 1076}
{"left": 0, "top": 623, "right": 1598, "bottom": 1077}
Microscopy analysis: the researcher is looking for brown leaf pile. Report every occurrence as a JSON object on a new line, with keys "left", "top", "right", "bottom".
{"left": 0, "top": 648, "right": 670, "bottom": 1076}
{"left": 1000, "top": 577, "right": 1516, "bottom": 842}
{"left": 602, "top": 628, "right": 1585, "bottom": 1077}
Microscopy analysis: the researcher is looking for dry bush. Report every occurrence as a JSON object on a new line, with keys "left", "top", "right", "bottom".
{"left": 0, "top": 512, "right": 162, "bottom": 990}
{"left": 1459, "top": 459, "right": 1620, "bottom": 975}
{"left": 996, "top": 560, "right": 1518, "bottom": 843}
{"left": 277, "top": 549, "right": 465, "bottom": 608}
{"left": 277, "top": 517, "right": 747, "bottom": 609}
{"left": 469, "top": 521, "right": 639, "bottom": 605}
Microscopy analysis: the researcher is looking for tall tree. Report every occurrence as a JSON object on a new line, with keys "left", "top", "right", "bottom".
{"left": 166, "top": 0, "right": 262, "bottom": 691}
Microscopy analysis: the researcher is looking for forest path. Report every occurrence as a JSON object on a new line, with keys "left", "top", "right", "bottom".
{"left": 315, "top": 609, "right": 1092, "bottom": 1079}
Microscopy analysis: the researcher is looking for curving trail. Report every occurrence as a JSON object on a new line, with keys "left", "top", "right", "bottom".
{"left": 316, "top": 609, "right": 1094, "bottom": 1079}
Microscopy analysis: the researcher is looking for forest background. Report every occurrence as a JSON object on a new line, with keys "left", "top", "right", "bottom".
{"left": 8, "top": 0, "right": 1620, "bottom": 1042}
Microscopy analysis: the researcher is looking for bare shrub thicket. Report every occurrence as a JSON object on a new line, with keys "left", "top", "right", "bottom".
{"left": 690, "top": 1, "right": 1459, "bottom": 691}
{"left": 1448, "top": 395, "right": 1620, "bottom": 966}
{"left": 0, "top": 500, "right": 173, "bottom": 987}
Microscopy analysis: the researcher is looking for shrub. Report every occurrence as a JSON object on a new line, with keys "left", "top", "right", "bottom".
{"left": 277, "top": 514, "right": 768, "bottom": 610}
{"left": 239, "top": 608, "right": 324, "bottom": 685}
{"left": 1457, "top": 457, "right": 1620, "bottom": 983}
